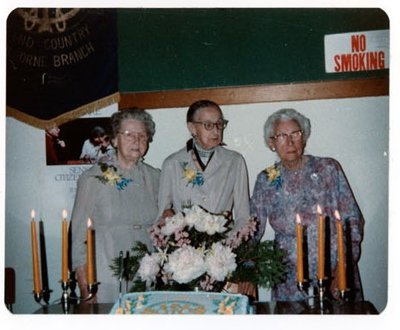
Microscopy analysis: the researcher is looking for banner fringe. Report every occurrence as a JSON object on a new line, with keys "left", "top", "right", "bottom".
{"left": 6, "top": 92, "right": 120, "bottom": 129}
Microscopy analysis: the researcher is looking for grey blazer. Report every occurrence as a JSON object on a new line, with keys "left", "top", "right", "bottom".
{"left": 158, "top": 142, "right": 250, "bottom": 230}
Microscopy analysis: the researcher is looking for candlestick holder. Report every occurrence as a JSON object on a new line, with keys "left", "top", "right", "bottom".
{"left": 297, "top": 280, "right": 319, "bottom": 309}
{"left": 296, "top": 280, "right": 309, "bottom": 296}
{"left": 33, "top": 287, "right": 53, "bottom": 305}
{"left": 296, "top": 278, "right": 334, "bottom": 313}
{"left": 59, "top": 280, "right": 100, "bottom": 314}
{"left": 317, "top": 278, "right": 326, "bottom": 313}
{"left": 337, "top": 287, "right": 350, "bottom": 302}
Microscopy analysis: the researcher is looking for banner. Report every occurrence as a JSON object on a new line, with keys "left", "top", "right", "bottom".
{"left": 6, "top": 8, "right": 119, "bottom": 129}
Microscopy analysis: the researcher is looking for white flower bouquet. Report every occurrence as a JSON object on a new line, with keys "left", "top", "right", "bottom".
{"left": 111, "top": 205, "right": 286, "bottom": 292}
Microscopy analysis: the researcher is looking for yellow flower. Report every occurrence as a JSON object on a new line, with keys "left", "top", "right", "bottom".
{"left": 183, "top": 168, "right": 197, "bottom": 182}
{"left": 266, "top": 165, "right": 279, "bottom": 182}
{"left": 103, "top": 168, "right": 121, "bottom": 184}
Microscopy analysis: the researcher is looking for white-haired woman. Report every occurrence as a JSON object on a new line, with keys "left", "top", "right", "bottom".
{"left": 71, "top": 108, "right": 160, "bottom": 303}
{"left": 250, "top": 108, "right": 364, "bottom": 302}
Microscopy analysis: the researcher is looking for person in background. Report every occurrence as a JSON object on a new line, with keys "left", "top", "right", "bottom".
{"left": 71, "top": 108, "right": 160, "bottom": 303}
{"left": 250, "top": 108, "right": 364, "bottom": 301}
{"left": 45, "top": 124, "right": 66, "bottom": 165}
{"left": 79, "top": 126, "right": 108, "bottom": 163}
{"left": 96, "top": 134, "right": 115, "bottom": 162}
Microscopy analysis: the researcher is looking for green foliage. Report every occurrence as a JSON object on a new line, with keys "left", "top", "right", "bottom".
{"left": 230, "top": 240, "right": 287, "bottom": 289}
{"left": 111, "top": 239, "right": 287, "bottom": 292}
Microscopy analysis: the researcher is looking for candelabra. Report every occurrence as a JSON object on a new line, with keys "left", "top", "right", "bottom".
{"left": 297, "top": 278, "right": 328, "bottom": 313}
{"left": 297, "top": 277, "right": 348, "bottom": 314}
{"left": 33, "top": 280, "right": 99, "bottom": 314}
{"left": 60, "top": 280, "right": 100, "bottom": 314}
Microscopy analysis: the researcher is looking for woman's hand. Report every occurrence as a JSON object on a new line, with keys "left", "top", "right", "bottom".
{"left": 161, "top": 209, "right": 175, "bottom": 221}
{"left": 75, "top": 265, "right": 97, "bottom": 304}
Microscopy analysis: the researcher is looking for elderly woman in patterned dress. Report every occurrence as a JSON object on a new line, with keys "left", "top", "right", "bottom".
{"left": 71, "top": 108, "right": 160, "bottom": 303}
{"left": 250, "top": 108, "right": 364, "bottom": 301}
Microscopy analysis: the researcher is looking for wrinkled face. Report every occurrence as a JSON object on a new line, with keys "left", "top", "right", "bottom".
{"left": 268, "top": 119, "right": 305, "bottom": 165}
{"left": 114, "top": 119, "right": 149, "bottom": 165}
{"left": 187, "top": 106, "right": 225, "bottom": 150}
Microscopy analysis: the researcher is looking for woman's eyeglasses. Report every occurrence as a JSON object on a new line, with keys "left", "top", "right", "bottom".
{"left": 192, "top": 119, "right": 229, "bottom": 131}
{"left": 271, "top": 130, "right": 303, "bottom": 143}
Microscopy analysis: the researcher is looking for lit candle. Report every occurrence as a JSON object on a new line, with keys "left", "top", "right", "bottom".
{"left": 296, "top": 214, "right": 304, "bottom": 283}
{"left": 334, "top": 210, "right": 347, "bottom": 292}
{"left": 61, "top": 209, "right": 69, "bottom": 283}
{"left": 317, "top": 204, "right": 325, "bottom": 280}
{"left": 30, "top": 210, "right": 42, "bottom": 294}
{"left": 87, "top": 218, "right": 95, "bottom": 285}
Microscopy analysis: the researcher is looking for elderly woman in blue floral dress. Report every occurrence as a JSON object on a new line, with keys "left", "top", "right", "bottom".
{"left": 250, "top": 108, "right": 364, "bottom": 301}
{"left": 71, "top": 108, "right": 160, "bottom": 303}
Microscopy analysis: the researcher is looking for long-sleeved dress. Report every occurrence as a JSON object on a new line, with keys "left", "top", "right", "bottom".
{"left": 158, "top": 139, "right": 250, "bottom": 230}
{"left": 250, "top": 155, "right": 364, "bottom": 301}
{"left": 71, "top": 158, "right": 160, "bottom": 303}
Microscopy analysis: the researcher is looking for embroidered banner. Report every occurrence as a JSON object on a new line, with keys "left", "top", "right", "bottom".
{"left": 6, "top": 8, "right": 119, "bottom": 129}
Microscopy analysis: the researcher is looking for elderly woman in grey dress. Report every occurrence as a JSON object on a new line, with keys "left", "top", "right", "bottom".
{"left": 71, "top": 108, "right": 160, "bottom": 303}
{"left": 158, "top": 100, "right": 256, "bottom": 298}
{"left": 158, "top": 99, "right": 250, "bottom": 229}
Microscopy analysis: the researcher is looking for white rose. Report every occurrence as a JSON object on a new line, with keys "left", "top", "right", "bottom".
{"left": 161, "top": 212, "right": 186, "bottom": 236}
{"left": 195, "top": 212, "right": 228, "bottom": 235}
{"left": 205, "top": 243, "right": 237, "bottom": 281}
{"left": 164, "top": 245, "right": 206, "bottom": 283}
{"left": 138, "top": 253, "right": 161, "bottom": 285}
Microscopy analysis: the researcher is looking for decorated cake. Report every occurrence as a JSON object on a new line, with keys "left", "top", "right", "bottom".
{"left": 110, "top": 291, "right": 251, "bottom": 314}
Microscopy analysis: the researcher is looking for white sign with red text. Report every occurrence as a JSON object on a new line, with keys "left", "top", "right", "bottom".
{"left": 324, "top": 29, "right": 389, "bottom": 73}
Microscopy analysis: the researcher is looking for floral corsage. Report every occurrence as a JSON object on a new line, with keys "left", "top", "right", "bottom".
{"left": 95, "top": 163, "right": 133, "bottom": 191}
{"left": 265, "top": 164, "right": 283, "bottom": 189}
{"left": 182, "top": 162, "right": 204, "bottom": 187}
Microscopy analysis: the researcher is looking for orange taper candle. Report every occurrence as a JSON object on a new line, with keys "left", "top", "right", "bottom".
{"left": 30, "top": 210, "right": 42, "bottom": 294}
{"left": 87, "top": 218, "right": 95, "bottom": 285}
{"left": 335, "top": 210, "right": 347, "bottom": 292}
{"left": 296, "top": 214, "right": 304, "bottom": 283}
{"left": 61, "top": 209, "right": 69, "bottom": 283}
{"left": 317, "top": 205, "right": 325, "bottom": 280}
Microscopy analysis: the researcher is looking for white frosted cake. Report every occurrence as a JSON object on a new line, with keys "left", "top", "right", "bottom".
{"left": 110, "top": 291, "right": 250, "bottom": 314}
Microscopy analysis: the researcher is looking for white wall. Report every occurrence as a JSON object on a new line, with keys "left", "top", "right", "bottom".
{"left": 4, "top": 96, "right": 388, "bottom": 313}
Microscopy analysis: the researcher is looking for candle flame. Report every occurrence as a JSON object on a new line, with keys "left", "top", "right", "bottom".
{"left": 317, "top": 204, "right": 322, "bottom": 215}
{"left": 296, "top": 213, "right": 301, "bottom": 224}
{"left": 334, "top": 210, "right": 341, "bottom": 221}
{"left": 62, "top": 209, "right": 68, "bottom": 220}
{"left": 87, "top": 218, "right": 93, "bottom": 229}
{"left": 31, "top": 209, "right": 36, "bottom": 219}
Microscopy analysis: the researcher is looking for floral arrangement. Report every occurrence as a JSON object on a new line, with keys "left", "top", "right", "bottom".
{"left": 182, "top": 162, "right": 204, "bottom": 187}
{"left": 95, "top": 163, "right": 133, "bottom": 191}
{"left": 266, "top": 164, "right": 283, "bottom": 189}
{"left": 111, "top": 205, "right": 286, "bottom": 293}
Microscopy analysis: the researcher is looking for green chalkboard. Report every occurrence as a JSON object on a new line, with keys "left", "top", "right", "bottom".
{"left": 118, "top": 8, "right": 389, "bottom": 93}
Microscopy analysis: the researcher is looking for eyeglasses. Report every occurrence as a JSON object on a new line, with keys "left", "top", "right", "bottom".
{"left": 118, "top": 130, "right": 148, "bottom": 142}
{"left": 192, "top": 119, "right": 229, "bottom": 131}
{"left": 271, "top": 130, "right": 303, "bottom": 143}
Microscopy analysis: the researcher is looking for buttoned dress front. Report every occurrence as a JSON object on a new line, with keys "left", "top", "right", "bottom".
{"left": 71, "top": 159, "right": 160, "bottom": 303}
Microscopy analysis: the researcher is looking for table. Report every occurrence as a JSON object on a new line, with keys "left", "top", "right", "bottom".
{"left": 254, "top": 300, "right": 378, "bottom": 314}
{"left": 35, "top": 300, "right": 378, "bottom": 314}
